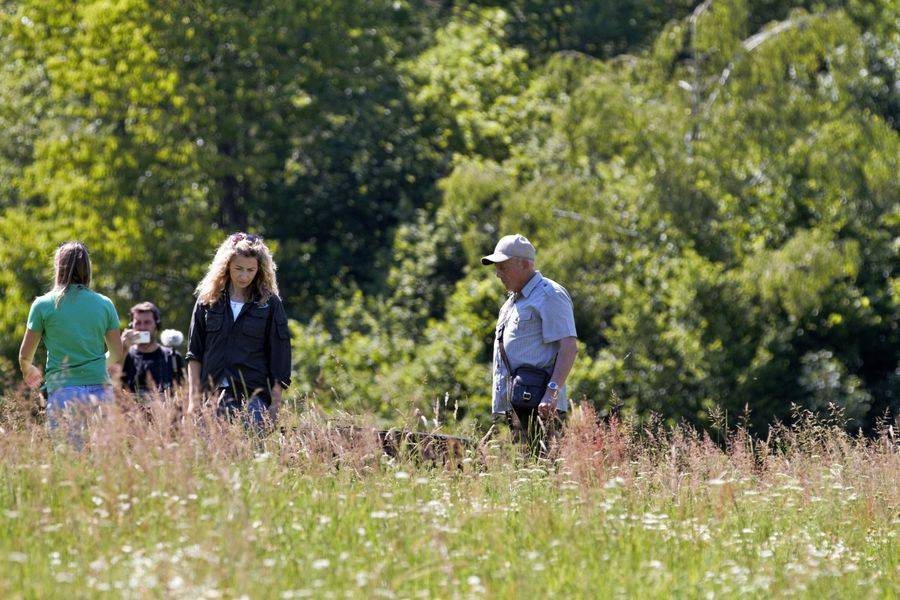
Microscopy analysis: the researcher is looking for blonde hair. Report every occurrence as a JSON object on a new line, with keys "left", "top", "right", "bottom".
{"left": 53, "top": 241, "right": 92, "bottom": 308}
{"left": 196, "top": 233, "right": 279, "bottom": 305}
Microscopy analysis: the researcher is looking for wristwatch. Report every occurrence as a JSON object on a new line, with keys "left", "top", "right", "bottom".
{"left": 547, "top": 381, "right": 560, "bottom": 398}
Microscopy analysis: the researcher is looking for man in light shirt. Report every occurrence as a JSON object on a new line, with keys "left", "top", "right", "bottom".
{"left": 482, "top": 234, "right": 578, "bottom": 447}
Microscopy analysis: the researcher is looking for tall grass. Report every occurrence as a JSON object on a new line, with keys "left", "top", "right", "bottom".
{"left": 0, "top": 386, "right": 896, "bottom": 598}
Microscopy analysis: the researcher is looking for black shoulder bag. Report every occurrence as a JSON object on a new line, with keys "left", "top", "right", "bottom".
{"left": 497, "top": 322, "right": 552, "bottom": 410}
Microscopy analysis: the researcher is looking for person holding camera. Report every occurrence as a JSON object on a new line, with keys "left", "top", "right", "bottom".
{"left": 121, "top": 302, "right": 185, "bottom": 395}
{"left": 482, "top": 234, "right": 578, "bottom": 448}
{"left": 186, "top": 233, "right": 291, "bottom": 430}
{"left": 18, "top": 241, "right": 124, "bottom": 434}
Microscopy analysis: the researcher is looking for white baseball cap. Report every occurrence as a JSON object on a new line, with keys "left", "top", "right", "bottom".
{"left": 481, "top": 234, "right": 536, "bottom": 265}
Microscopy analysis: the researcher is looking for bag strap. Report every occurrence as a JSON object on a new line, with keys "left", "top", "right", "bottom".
{"left": 497, "top": 323, "right": 512, "bottom": 375}
{"left": 160, "top": 346, "right": 175, "bottom": 384}
{"left": 496, "top": 295, "right": 516, "bottom": 376}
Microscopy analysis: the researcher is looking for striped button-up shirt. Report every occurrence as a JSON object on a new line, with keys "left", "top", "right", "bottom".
{"left": 492, "top": 271, "right": 577, "bottom": 413}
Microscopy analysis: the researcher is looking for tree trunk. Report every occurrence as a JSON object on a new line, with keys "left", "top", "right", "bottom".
{"left": 217, "top": 141, "right": 248, "bottom": 232}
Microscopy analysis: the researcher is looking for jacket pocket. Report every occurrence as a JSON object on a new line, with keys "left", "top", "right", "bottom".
{"left": 242, "top": 307, "right": 268, "bottom": 338}
{"left": 205, "top": 309, "right": 224, "bottom": 332}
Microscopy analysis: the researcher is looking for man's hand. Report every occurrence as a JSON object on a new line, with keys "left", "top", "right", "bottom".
{"left": 537, "top": 389, "right": 557, "bottom": 419}
{"left": 121, "top": 329, "right": 141, "bottom": 347}
{"left": 23, "top": 364, "right": 42, "bottom": 389}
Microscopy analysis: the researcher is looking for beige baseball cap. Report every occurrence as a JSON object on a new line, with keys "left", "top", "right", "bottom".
{"left": 481, "top": 234, "right": 536, "bottom": 265}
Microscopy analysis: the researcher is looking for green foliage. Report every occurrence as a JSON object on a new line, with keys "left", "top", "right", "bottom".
{"left": 480, "top": 0, "right": 700, "bottom": 59}
{"left": 291, "top": 269, "right": 498, "bottom": 423}
{"left": 403, "top": 7, "right": 530, "bottom": 161}
{"left": 1, "top": 0, "right": 896, "bottom": 432}
{"left": 437, "top": 158, "right": 511, "bottom": 264}
{"left": 0, "top": 0, "right": 213, "bottom": 352}
{"left": 0, "top": 0, "right": 442, "bottom": 361}
{"left": 798, "top": 349, "right": 873, "bottom": 427}
{"left": 740, "top": 228, "right": 860, "bottom": 319}
{"left": 357, "top": 2, "right": 897, "bottom": 433}
{"left": 693, "top": 0, "right": 750, "bottom": 73}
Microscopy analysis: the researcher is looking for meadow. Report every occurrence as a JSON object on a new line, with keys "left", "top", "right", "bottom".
{"left": 0, "top": 398, "right": 900, "bottom": 598}
{"left": 2, "top": 2, "right": 897, "bottom": 597}
{"left": 0, "top": 392, "right": 896, "bottom": 599}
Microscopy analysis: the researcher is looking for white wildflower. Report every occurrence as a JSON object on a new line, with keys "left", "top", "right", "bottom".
{"left": 604, "top": 477, "right": 625, "bottom": 489}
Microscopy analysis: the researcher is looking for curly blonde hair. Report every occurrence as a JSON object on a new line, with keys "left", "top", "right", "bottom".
{"left": 196, "top": 233, "right": 280, "bottom": 305}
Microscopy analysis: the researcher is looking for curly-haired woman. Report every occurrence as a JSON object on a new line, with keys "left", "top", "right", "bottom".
{"left": 186, "top": 233, "right": 291, "bottom": 429}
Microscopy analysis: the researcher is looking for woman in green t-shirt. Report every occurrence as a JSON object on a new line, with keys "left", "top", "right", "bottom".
{"left": 18, "top": 242, "right": 124, "bottom": 432}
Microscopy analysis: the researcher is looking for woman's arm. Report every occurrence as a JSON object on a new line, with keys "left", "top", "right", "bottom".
{"left": 268, "top": 382, "right": 282, "bottom": 421}
{"left": 187, "top": 360, "right": 202, "bottom": 411}
{"left": 19, "top": 329, "right": 43, "bottom": 388}
{"left": 266, "top": 298, "right": 292, "bottom": 389}
{"left": 185, "top": 300, "right": 207, "bottom": 412}
{"left": 265, "top": 298, "right": 291, "bottom": 421}
{"left": 105, "top": 328, "right": 124, "bottom": 383}
{"left": 105, "top": 329, "right": 124, "bottom": 365}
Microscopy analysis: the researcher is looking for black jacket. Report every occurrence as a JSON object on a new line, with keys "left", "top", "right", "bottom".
{"left": 123, "top": 346, "right": 185, "bottom": 393}
{"left": 186, "top": 290, "right": 291, "bottom": 399}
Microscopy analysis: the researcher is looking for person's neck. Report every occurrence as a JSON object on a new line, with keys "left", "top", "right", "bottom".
{"left": 136, "top": 342, "right": 159, "bottom": 353}
{"left": 228, "top": 284, "right": 249, "bottom": 303}
{"left": 511, "top": 270, "right": 537, "bottom": 293}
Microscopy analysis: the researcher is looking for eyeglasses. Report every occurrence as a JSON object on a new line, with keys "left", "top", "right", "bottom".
{"left": 230, "top": 232, "right": 260, "bottom": 245}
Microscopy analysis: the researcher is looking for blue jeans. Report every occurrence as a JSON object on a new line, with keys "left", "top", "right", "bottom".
{"left": 215, "top": 389, "right": 270, "bottom": 436}
{"left": 46, "top": 385, "right": 113, "bottom": 446}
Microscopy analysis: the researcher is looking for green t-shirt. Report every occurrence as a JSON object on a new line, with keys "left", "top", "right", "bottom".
{"left": 26, "top": 285, "right": 121, "bottom": 392}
